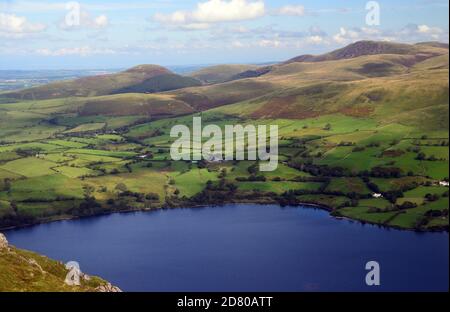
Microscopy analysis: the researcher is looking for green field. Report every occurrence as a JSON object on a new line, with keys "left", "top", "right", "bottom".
{"left": 1, "top": 157, "right": 56, "bottom": 177}
{"left": 237, "top": 181, "right": 322, "bottom": 194}
{"left": 169, "top": 168, "right": 219, "bottom": 197}
{"left": 6, "top": 174, "right": 84, "bottom": 202}
{"left": 53, "top": 166, "right": 98, "bottom": 178}
{"left": 325, "top": 177, "right": 371, "bottom": 194}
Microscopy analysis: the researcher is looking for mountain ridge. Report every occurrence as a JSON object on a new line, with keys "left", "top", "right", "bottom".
{"left": 233, "top": 40, "right": 448, "bottom": 80}
{"left": 0, "top": 40, "right": 448, "bottom": 127}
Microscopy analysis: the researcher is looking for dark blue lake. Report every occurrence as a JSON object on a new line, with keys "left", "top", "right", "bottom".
{"left": 5, "top": 204, "right": 449, "bottom": 292}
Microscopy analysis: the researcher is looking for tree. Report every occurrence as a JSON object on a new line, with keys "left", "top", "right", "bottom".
{"left": 111, "top": 168, "right": 120, "bottom": 175}
{"left": 146, "top": 193, "right": 160, "bottom": 201}
{"left": 83, "top": 185, "right": 95, "bottom": 198}
{"left": 3, "top": 178, "right": 11, "bottom": 192}
{"left": 10, "top": 201, "right": 18, "bottom": 214}
{"left": 425, "top": 193, "right": 440, "bottom": 202}
{"left": 416, "top": 152, "right": 426, "bottom": 161}
{"left": 247, "top": 163, "right": 258, "bottom": 175}
{"left": 397, "top": 201, "right": 417, "bottom": 210}
{"left": 115, "top": 183, "right": 128, "bottom": 193}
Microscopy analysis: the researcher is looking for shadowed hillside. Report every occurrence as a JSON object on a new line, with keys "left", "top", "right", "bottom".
{"left": 189, "top": 64, "right": 260, "bottom": 84}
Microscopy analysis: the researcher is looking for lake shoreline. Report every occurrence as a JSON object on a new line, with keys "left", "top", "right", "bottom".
{"left": 2, "top": 198, "right": 449, "bottom": 233}
{"left": 6, "top": 202, "right": 449, "bottom": 292}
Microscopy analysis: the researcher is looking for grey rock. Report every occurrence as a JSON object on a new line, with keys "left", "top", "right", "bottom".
{"left": 0, "top": 233, "right": 8, "bottom": 250}
{"left": 95, "top": 283, "right": 122, "bottom": 292}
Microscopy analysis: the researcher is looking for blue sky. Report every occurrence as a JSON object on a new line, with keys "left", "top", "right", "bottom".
{"left": 0, "top": 0, "right": 448, "bottom": 69}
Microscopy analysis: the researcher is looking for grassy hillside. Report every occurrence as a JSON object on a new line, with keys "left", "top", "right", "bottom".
{"left": 195, "top": 51, "right": 448, "bottom": 126}
{"left": 0, "top": 234, "right": 116, "bottom": 292}
{"left": 1, "top": 65, "right": 201, "bottom": 101}
{"left": 111, "top": 74, "right": 201, "bottom": 94}
{"left": 189, "top": 64, "right": 260, "bottom": 84}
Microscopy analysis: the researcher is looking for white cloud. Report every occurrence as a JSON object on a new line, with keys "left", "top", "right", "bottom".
{"left": 402, "top": 24, "right": 445, "bottom": 41}
{"left": 154, "top": 11, "right": 188, "bottom": 24}
{"left": 232, "top": 40, "right": 246, "bottom": 48}
{"left": 306, "top": 35, "right": 325, "bottom": 45}
{"left": 275, "top": 5, "right": 305, "bottom": 16}
{"left": 332, "top": 24, "right": 448, "bottom": 45}
{"left": 418, "top": 25, "right": 431, "bottom": 34}
{"left": 0, "top": 13, "right": 46, "bottom": 37}
{"left": 232, "top": 25, "right": 251, "bottom": 33}
{"left": 417, "top": 24, "right": 443, "bottom": 35}
{"left": 191, "top": 0, "right": 265, "bottom": 22}
{"left": 1, "top": 1, "right": 170, "bottom": 12}
{"left": 59, "top": 10, "right": 110, "bottom": 30}
{"left": 180, "top": 23, "right": 210, "bottom": 30}
{"left": 258, "top": 39, "right": 281, "bottom": 48}
{"left": 94, "top": 15, "right": 109, "bottom": 28}
{"left": 333, "top": 27, "right": 359, "bottom": 44}
{"left": 154, "top": 0, "right": 265, "bottom": 29}
{"left": 0, "top": 1, "right": 67, "bottom": 12}
{"left": 36, "top": 46, "right": 116, "bottom": 57}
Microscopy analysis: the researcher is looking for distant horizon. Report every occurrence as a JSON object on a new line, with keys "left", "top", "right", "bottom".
{"left": 0, "top": 62, "right": 272, "bottom": 71}
{"left": 0, "top": 39, "right": 447, "bottom": 71}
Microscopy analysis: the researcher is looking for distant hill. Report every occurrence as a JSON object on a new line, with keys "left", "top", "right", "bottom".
{"left": 415, "top": 42, "right": 449, "bottom": 49}
{"left": 78, "top": 93, "right": 196, "bottom": 117}
{"left": 189, "top": 64, "right": 261, "bottom": 84}
{"left": 111, "top": 73, "right": 201, "bottom": 94}
{"left": 2, "top": 65, "right": 201, "bottom": 101}
{"left": 232, "top": 41, "right": 447, "bottom": 80}
{"left": 0, "top": 40, "right": 447, "bottom": 129}
{"left": 286, "top": 41, "right": 424, "bottom": 64}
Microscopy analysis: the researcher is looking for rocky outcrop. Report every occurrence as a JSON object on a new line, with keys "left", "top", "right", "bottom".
{"left": 0, "top": 233, "right": 8, "bottom": 250}
{"left": 95, "top": 283, "right": 122, "bottom": 292}
{"left": 0, "top": 234, "right": 122, "bottom": 292}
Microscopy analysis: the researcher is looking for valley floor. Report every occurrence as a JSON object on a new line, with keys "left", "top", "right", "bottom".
{"left": 0, "top": 112, "right": 448, "bottom": 232}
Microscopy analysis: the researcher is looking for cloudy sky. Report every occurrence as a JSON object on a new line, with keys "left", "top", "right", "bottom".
{"left": 0, "top": 0, "right": 448, "bottom": 69}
